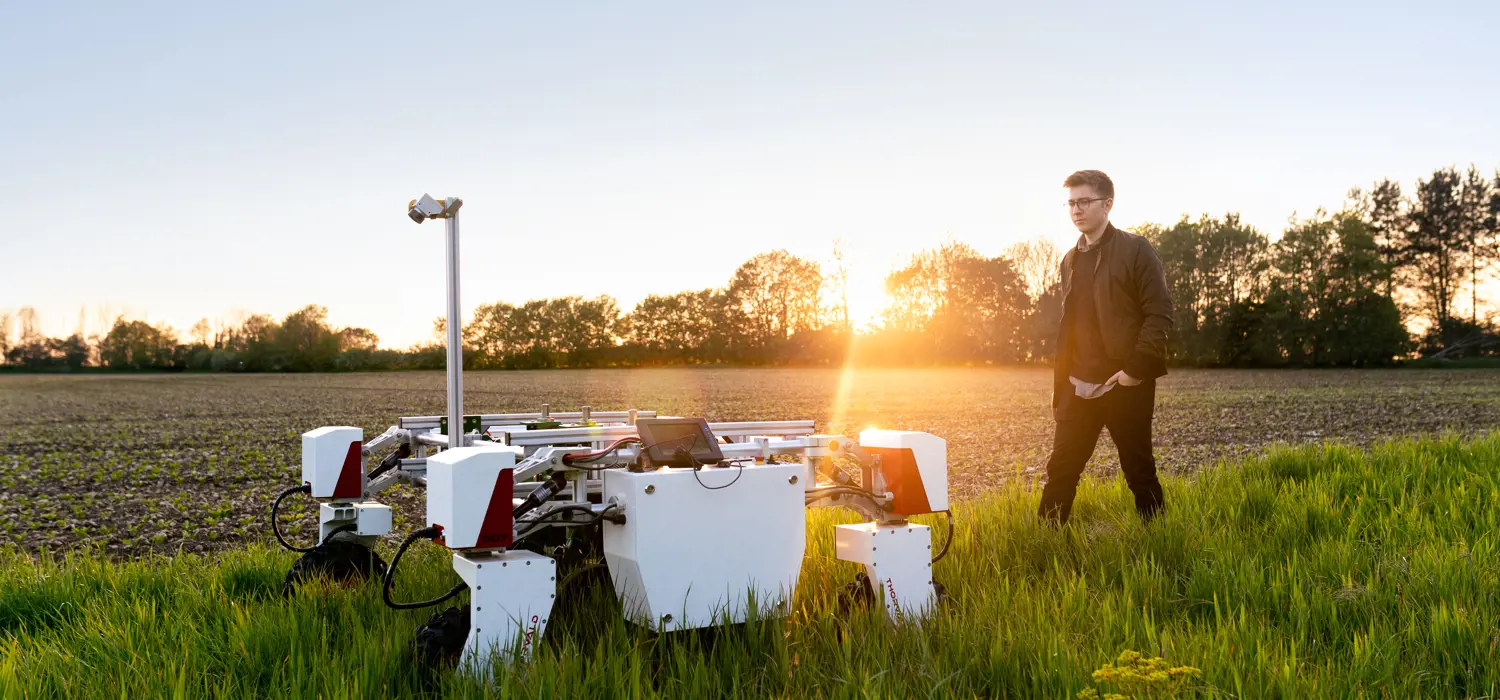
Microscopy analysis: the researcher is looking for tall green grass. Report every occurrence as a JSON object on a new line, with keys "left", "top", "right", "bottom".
{"left": 4, "top": 433, "right": 1499, "bottom": 698}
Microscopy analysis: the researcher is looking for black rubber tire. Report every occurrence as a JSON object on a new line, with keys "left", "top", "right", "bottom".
{"left": 836, "top": 574, "right": 945, "bottom": 618}
{"left": 414, "top": 604, "right": 471, "bottom": 668}
{"left": 281, "top": 534, "right": 388, "bottom": 595}
{"left": 836, "top": 571, "right": 877, "bottom": 617}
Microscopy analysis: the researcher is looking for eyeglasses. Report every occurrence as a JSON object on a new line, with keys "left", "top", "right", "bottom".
{"left": 1067, "top": 198, "right": 1108, "bottom": 210}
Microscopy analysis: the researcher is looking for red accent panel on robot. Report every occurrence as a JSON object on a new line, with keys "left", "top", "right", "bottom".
{"left": 475, "top": 467, "right": 515, "bottom": 549}
{"left": 333, "top": 440, "right": 363, "bottom": 499}
{"left": 863, "top": 446, "right": 934, "bottom": 516}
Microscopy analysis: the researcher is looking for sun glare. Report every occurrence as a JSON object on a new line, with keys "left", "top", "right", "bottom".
{"left": 840, "top": 266, "right": 893, "bottom": 331}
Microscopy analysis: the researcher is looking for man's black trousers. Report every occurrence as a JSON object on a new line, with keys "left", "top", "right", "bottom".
{"left": 1038, "top": 380, "right": 1164, "bottom": 524}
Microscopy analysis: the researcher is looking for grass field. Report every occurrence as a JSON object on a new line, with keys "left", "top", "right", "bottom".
{"left": 3, "top": 432, "right": 1498, "bottom": 698}
{"left": 3, "top": 368, "right": 1500, "bottom": 558}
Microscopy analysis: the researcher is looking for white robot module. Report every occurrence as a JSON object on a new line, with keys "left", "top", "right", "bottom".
{"left": 269, "top": 195, "right": 953, "bottom": 675}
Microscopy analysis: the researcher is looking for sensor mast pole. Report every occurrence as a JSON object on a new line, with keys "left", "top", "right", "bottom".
{"left": 444, "top": 209, "right": 464, "bottom": 447}
{"left": 407, "top": 194, "right": 467, "bottom": 447}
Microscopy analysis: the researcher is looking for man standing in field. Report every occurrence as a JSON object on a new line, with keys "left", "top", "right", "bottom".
{"left": 1038, "top": 170, "right": 1173, "bottom": 525}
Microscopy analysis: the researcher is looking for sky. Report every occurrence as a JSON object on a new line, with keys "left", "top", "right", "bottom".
{"left": 2, "top": 1, "right": 1497, "bottom": 348}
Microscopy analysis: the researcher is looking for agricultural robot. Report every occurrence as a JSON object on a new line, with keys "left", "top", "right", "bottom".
{"left": 268, "top": 195, "right": 953, "bottom": 674}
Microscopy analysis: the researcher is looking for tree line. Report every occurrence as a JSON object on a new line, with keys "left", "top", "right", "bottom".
{"left": 4, "top": 164, "right": 1497, "bottom": 372}
{"left": 0, "top": 305, "right": 446, "bottom": 373}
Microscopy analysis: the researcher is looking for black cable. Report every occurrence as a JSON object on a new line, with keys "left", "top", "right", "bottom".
{"left": 803, "top": 485, "right": 893, "bottom": 522}
{"left": 382, "top": 526, "right": 468, "bottom": 611}
{"left": 563, "top": 433, "right": 707, "bottom": 472}
{"left": 562, "top": 438, "right": 641, "bottom": 466}
{"left": 563, "top": 460, "right": 629, "bottom": 473}
{"left": 581, "top": 504, "right": 622, "bottom": 527}
{"left": 560, "top": 437, "right": 656, "bottom": 473}
{"left": 804, "top": 485, "right": 881, "bottom": 500}
{"left": 271, "top": 484, "right": 316, "bottom": 553}
{"left": 514, "top": 504, "right": 618, "bottom": 542}
{"left": 562, "top": 430, "right": 751, "bottom": 488}
{"left": 931, "top": 510, "right": 954, "bottom": 564}
{"left": 687, "top": 452, "right": 747, "bottom": 491}
{"left": 810, "top": 488, "right": 888, "bottom": 515}
{"left": 515, "top": 504, "right": 597, "bottom": 531}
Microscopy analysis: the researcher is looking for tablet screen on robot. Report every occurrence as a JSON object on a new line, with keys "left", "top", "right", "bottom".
{"left": 636, "top": 417, "right": 724, "bottom": 468}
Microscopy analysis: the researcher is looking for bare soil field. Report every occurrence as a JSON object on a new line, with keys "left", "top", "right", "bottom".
{"left": 3, "top": 367, "right": 1498, "bottom": 558}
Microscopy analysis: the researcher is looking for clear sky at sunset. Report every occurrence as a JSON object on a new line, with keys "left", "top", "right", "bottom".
{"left": 3, "top": 1, "right": 1497, "bottom": 348}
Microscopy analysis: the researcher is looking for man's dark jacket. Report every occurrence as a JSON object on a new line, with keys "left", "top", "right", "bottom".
{"left": 1052, "top": 223, "right": 1174, "bottom": 420}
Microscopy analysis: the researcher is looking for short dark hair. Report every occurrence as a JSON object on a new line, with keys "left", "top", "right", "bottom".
{"left": 1063, "top": 170, "right": 1114, "bottom": 199}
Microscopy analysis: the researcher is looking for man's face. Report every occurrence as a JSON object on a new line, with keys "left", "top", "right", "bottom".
{"left": 1067, "top": 184, "right": 1113, "bottom": 235}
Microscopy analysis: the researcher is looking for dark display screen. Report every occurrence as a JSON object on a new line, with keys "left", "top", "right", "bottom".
{"left": 636, "top": 418, "right": 724, "bottom": 467}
